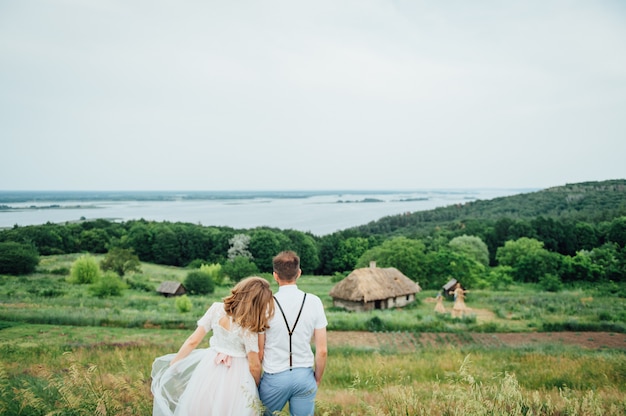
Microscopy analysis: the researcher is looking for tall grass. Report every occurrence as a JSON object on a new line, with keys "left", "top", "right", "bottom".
{"left": 315, "top": 350, "right": 626, "bottom": 416}
{"left": 1, "top": 334, "right": 624, "bottom": 415}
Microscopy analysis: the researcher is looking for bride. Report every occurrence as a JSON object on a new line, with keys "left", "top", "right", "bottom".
{"left": 151, "top": 276, "right": 275, "bottom": 415}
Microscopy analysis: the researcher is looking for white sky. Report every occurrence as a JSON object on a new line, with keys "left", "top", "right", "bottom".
{"left": 1, "top": 0, "right": 625, "bottom": 191}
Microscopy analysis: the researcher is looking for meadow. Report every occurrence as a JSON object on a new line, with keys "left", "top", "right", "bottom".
{"left": 1, "top": 254, "right": 625, "bottom": 415}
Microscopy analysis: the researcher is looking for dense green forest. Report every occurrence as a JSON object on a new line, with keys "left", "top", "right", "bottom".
{"left": 1, "top": 180, "right": 625, "bottom": 290}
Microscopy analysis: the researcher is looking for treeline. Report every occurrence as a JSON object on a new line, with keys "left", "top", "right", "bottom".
{"left": 1, "top": 180, "right": 625, "bottom": 289}
{"left": 349, "top": 180, "right": 626, "bottom": 238}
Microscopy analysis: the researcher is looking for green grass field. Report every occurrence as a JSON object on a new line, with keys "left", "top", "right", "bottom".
{"left": 1, "top": 255, "right": 625, "bottom": 415}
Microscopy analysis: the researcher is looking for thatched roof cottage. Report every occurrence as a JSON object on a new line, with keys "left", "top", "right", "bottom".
{"left": 329, "top": 262, "right": 421, "bottom": 312}
{"left": 157, "top": 281, "right": 186, "bottom": 297}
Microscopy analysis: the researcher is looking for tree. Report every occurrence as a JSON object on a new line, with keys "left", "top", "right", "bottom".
{"left": 531, "top": 216, "right": 577, "bottom": 255}
{"left": 423, "top": 248, "right": 485, "bottom": 289}
{"left": 356, "top": 237, "right": 426, "bottom": 281}
{"left": 329, "top": 237, "right": 369, "bottom": 273}
{"left": 284, "top": 230, "right": 320, "bottom": 274}
{"left": 560, "top": 251, "right": 603, "bottom": 283}
{"left": 100, "top": 247, "right": 141, "bottom": 277}
{"left": 221, "top": 256, "right": 259, "bottom": 283}
{"left": 227, "top": 234, "right": 253, "bottom": 261}
{"left": 590, "top": 243, "right": 624, "bottom": 282}
{"left": 184, "top": 271, "right": 215, "bottom": 295}
{"left": 448, "top": 235, "right": 490, "bottom": 266}
{"left": 316, "top": 233, "right": 342, "bottom": 275}
{"left": 495, "top": 237, "right": 559, "bottom": 283}
{"left": 573, "top": 222, "right": 599, "bottom": 251}
{"left": 152, "top": 224, "right": 181, "bottom": 266}
{"left": 0, "top": 242, "right": 39, "bottom": 275}
{"left": 607, "top": 216, "right": 626, "bottom": 248}
{"left": 123, "top": 221, "right": 154, "bottom": 261}
{"left": 68, "top": 254, "right": 100, "bottom": 284}
{"left": 249, "top": 229, "right": 286, "bottom": 272}
{"left": 78, "top": 228, "right": 110, "bottom": 253}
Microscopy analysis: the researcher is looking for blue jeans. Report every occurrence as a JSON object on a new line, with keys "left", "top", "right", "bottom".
{"left": 259, "top": 368, "right": 317, "bottom": 416}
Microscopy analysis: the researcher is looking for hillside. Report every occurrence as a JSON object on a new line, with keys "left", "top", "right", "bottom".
{"left": 347, "top": 179, "right": 626, "bottom": 237}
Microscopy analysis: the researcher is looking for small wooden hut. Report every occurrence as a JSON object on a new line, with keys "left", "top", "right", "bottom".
{"left": 442, "top": 278, "right": 458, "bottom": 300}
{"left": 157, "top": 281, "right": 186, "bottom": 297}
{"left": 329, "top": 262, "right": 421, "bottom": 312}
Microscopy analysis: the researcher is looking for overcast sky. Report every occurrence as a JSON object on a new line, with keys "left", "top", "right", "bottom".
{"left": 1, "top": 0, "right": 625, "bottom": 191}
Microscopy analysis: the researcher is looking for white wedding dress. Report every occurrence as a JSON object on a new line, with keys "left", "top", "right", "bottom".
{"left": 151, "top": 303, "right": 262, "bottom": 415}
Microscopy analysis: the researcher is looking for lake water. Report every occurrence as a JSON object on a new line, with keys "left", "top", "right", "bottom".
{"left": 0, "top": 189, "right": 530, "bottom": 235}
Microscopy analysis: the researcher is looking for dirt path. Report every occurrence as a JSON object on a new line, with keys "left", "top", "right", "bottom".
{"left": 327, "top": 331, "right": 626, "bottom": 351}
{"left": 326, "top": 306, "right": 626, "bottom": 351}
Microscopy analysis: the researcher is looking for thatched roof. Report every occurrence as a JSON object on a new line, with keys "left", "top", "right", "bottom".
{"left": 157, "top": 281, "right": 185, "bottom": 295}
{"left": 329, "top": 266, "right": 421, "bottom": 302}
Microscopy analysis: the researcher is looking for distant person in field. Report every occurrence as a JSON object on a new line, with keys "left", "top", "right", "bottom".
{"left": 151, "top": 276, "right": 275, "bottom": 416}
{"left": 434, "top": 290, "right": 446, "bottom": 313}
{"left": 450, "top": 282, "right": 469, "bottom": 318}
{"left": 258, "top": 250, "right": 328, "bottom": 416}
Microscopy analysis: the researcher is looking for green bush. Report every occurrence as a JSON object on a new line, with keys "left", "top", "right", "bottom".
{"left": 68, "top": 254, "right": 100, "bottom": 284}
{"left": 199, "top": 263, "right": 224, "bottom": 286}
{"left": 331, "top": 272, "right": 347, "bottom": 283}
{"left": 89, "top": 272, "right": 128, "bottom": 298}
{"left": 184, "top": 271, "right": 215, "bottom": 295}
{"left": 0, "top": 242, "right": 40, "bottom": 275}
{"left": 175, "top": 295, "right": 192, "bottom": 313}
{"left": 366, "top": 316, "right": 386, "bottom": 331}
{"left": 540, "top": 273, "right": 563, "bottom": 292}
{"left": 186, "top": 259, "right": 205, "bottom": 269}
{"left": 221, "top": 256, "right": 259, "bottom": 283}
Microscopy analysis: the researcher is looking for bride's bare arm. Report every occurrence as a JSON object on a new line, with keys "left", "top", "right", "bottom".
{"left": 258, "top": 333, "right": 266, "bottom": 363}
{"left": 247, "top": 351, "right": 262, "bottom": 386}
{"left": 170, "top": 326, "right": 207, "bottom": 366}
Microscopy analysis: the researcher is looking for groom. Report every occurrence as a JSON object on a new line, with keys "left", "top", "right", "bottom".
{"left": 258, "top": 250, "right": 328, "bottom": 416}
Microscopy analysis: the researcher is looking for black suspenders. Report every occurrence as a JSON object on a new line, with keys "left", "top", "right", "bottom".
{"left": 274, "top": 293, "right": 307, "bottom": 371}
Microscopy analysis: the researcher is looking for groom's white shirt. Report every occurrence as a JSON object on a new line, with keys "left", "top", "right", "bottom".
{"left": 262, "top": 285, "right": 327, "bottom": 374}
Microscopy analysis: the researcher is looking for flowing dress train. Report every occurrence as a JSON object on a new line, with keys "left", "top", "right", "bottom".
{"left": 151, "top": 303, "right": 262, "bottom": 416}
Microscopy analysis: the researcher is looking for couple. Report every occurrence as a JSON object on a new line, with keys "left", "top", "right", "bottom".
{"left": 151, "top": 251, "right": 328, "bottom": 416}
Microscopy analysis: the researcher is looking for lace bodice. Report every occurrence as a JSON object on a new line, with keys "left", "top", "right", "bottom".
{"left": 197, "top": 303, "right": 258, "bottom": 357}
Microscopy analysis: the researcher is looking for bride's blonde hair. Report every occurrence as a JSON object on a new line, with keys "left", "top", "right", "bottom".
{"left": 223, "top": 276, "right": 275, "bottom": 333}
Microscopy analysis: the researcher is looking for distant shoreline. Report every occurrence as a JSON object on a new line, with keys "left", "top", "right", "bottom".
{"left": 0, "top": 189, "right": 534, "bottom": 204}
{"left": 0, "top": 204, "right": 100, "bottom": 212}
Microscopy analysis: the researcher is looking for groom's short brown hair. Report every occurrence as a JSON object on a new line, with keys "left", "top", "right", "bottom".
{"left": 273, "top": 251, "right": 300, "bottom": 281}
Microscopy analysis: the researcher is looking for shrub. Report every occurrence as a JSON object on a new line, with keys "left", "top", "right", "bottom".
{"left": 199, "top": 263, "right": 224, "bottom": 286}
{"left": 175, "top": 295, "right": 192, "bottom": 313}
{"left": 331, "top": 272, "right": 347, "bottom": 283}
{"left": 68, "top": 254, "right": 100, "bottom": 284}
{"left": 184, "top": 271, "right": 215, "bottom": 295}
{"left": 539, "top": 273, "right": 563, "bottom": 292}
{"left": 186, "top": 259, "right": 205, "bottom": 269}
{"left": 366, "top": 316, "right": 386, "bottom": 331}
{"left": 89, "top": 272, "right": 128, "bottom": 298}
{"left": 221, "top": 256, "right": 259, "bottom": 283}
{"left": 0, "top": 242, "right": 39, "bottom": 275}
